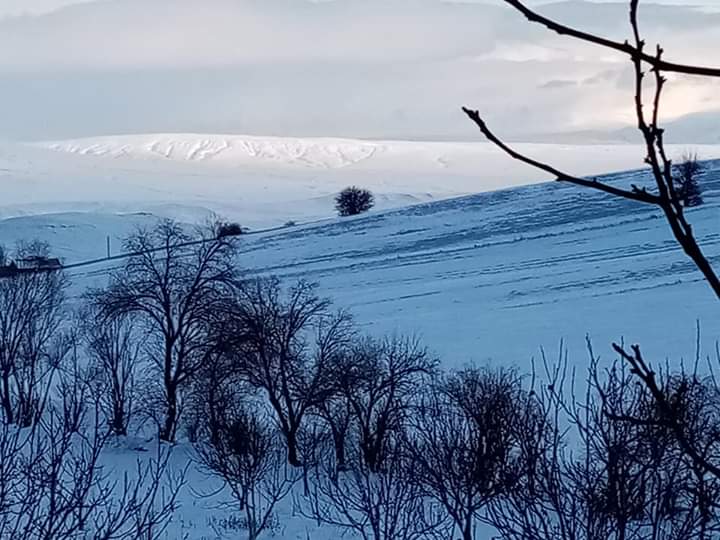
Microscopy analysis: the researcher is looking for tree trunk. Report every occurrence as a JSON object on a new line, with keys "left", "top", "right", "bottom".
{"left": 333, "top": 428, "right": 347, "bottom": 471}
{"left": 286, "top": 428, "right": 302, "bottom": 467}
{"left": 1, "top": 371, "right": 13, "bottom": 424}
{"left": 111, "top": 406, "right": 127, "bottom": 436}
{"left": 111, "top": 380, "right": 127, "bottom": 436}
{"left": 462, "top": 515, "right": 473, "bottom": 540}
{"left": 160, "top": 383, "right": 178, "bottom": 442}
{"left": 160, "top": 336, "right": 177, "bottom": 442}
{"left": 361, "top": 436, "right": 381, "bottom": 473}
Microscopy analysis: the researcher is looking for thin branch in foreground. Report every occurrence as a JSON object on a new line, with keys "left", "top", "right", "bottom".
{"left": 460, "top": 107, "right": 660, "bottom": 205}
{"left": 611, "top": 342, "right": 720, "bottom": 480}
{"left": 498, "top": 0, "right": 720, "bottom": 77}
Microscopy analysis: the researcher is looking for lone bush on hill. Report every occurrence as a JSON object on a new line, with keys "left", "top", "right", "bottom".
{"left": 673, "top": 152, "right": 704, "bottom": 207}
{"left": 335, "top": 186, "right": 374, "bottom": 217}
{"left": 217, "top": 222, "right": 244, "bottom": 238}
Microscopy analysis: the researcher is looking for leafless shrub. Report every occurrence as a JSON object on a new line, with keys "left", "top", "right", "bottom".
{"left": 193, "top": 401, "right": 298, "bottom": 540}
{"left": 335, "top": 186, "right": 375, "bottom": 217}
{"left": 215, "top": 222, "right": 244, "bottom": 238}
{"left": 299, "top": 437, "right": 450, "bottom": 540}
{"left": 0, "top": 402, "right": 184, "bottom": 540}
{"left": 406, "top": 367, "right": 528, "bottom": 540}
{"left": 673, "top": 152, "right": 704, "bottom": 207}
{"left": 487, "top": 344, "right": 720, "bottom": 540}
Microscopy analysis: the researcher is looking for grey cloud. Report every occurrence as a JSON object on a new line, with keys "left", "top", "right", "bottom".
{"left": 539, "top": 79, "right": 577, "bottom": 89}
{"left": 0, "top": 0, "right": 718, "bottom": 142}
{"left": 582, "top": 69, "right": 620, "bottom": 85}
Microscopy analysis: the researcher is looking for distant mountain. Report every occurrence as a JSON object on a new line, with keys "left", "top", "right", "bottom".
{"left": 521, "top": 110, "right": 720, "bottom": 145}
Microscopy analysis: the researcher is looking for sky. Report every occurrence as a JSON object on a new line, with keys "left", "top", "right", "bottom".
{"left": 0, "top": 0, "right": 718, "bottom": 143}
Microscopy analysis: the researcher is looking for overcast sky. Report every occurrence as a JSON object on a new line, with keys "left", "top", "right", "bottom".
{"left": 0, "top": 0, "right": 718, "bottom": 142}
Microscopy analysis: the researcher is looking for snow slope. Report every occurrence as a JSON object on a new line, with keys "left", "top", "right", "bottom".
{"left": 41, "top": 156, "right": 720, "bottom": 540}
{"left": 2, "top": 136, "right": 720, "bottom": 539}
{"left": 0, "top": 133, "right": 716, "bottom": 233}
{"left": 4, "top": 132, "right": 720, "bottom": 365}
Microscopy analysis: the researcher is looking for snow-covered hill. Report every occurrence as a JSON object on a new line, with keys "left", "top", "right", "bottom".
{"left": 3, "top": 135, "right": 720, "bottom": 539}
{"left": 54, "top": 156, "right": 720, "bottom": 365}
{"left": 0, "top": 133, "right": 714, "bottom": 232}
{"left": 5, "top": 132, "right": 720, "bottom": 392}
{"left": 41, "top": 134, "right": 380, "bottom": 168}
{"left": 21, "top": 153, "right": 716, "bottom": 540}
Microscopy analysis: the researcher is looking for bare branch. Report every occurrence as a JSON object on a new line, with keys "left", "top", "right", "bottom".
{"left": 498, "top": 0, "right": 720, "bottom": 77}
{"left": 461, "top": 107, "right": 660, "bottom": 205}
{"left": 612, "top": 342, "right": 720, "bottom": 480}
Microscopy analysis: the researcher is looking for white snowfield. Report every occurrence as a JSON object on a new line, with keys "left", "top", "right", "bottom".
{"left": 2, "top": 134, "right": 720, "bottom": 538}
{"left": 0, "top": 132, "right": 714, "bottom": 230}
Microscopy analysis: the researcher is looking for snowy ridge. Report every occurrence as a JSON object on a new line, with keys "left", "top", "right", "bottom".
{"left": 37, "top": 133, "right": 720, "bottom": 176}
{"left": 42, "top": 134, "right": 380, "bottom": 169}
{"left": 9, "top": 134, "right": 720, "bottom": 230}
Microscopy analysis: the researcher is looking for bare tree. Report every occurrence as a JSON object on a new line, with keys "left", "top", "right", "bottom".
{"left": 299, "top": 436, "right": 450, "bottom": 540}
{"left": 407, "top": 367, "right": 527, "bottom": 540}
{"left": 459, "top": 0, "right": 720, "bottom": 487}
{"left": 217, "top": 278, "right": 353, "bottom": 467}
{"left": 0, "top": 257, "right": 68, "bottom": 426}
{"left": 336, "top": 335, "right": 436, "bottom": 473}
{"left": 487, "top": 346, "right": 720, "bottom": 540}
{"left": 82, "top": 300, "right": 144, "bottom": 437}
{"left": 0, "top": 400, "right": 184, "bottom": 540}
{"left": 55, "top": 330, "right": 94, "bottom": 434}
{"left": 194, "top": 401, "right": 297, "bottom": 540}
{"left": 15, "top": 239, "right": 52, "bottom": 260}
{"left": 314, "top": 364, "right": 355, "bottom": 473}
{"left": 96, "top": 220, "right": 237, "bottom": 442}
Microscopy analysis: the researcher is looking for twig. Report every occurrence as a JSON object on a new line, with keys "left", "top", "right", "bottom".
{"left": 461, "top": 107, "right": 660, "bottom": 205}
{"left": 499, "top": 0, "right": 720, "bottom": 77}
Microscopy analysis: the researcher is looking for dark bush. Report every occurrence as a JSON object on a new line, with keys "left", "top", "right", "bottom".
{"left": 217, "top": 222, "right": 244, "bottom": 238}
{"left": 673, "top": 152, "right": 704, "bottom": 207}
{"left": 335, "top": 186, "right": 375, "bottom": 217}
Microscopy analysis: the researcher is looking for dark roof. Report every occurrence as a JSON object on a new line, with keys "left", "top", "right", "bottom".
{"left": 15, "top": 257, "right": 62, "bottom": 270}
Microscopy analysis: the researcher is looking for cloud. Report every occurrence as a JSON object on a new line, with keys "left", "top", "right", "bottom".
{"left": 0, "top": 0, "right": 99, "bottom": 18}
{"left": 0, "top": 0, "right": 718, "bottom": 142}
{"left": 539, "top": 79, "right": 577, "bottom": 89}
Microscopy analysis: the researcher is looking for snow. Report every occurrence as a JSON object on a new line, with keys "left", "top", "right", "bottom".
{"left": 0, "top": 133, "right": 715, "bottom": 233}
{"left": 2, "top": 134, "right": 720, "bottom": 538}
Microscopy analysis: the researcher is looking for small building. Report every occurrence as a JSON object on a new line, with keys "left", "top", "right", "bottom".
{"left": 15, "top": 256, "right": 62, "bottom": 272}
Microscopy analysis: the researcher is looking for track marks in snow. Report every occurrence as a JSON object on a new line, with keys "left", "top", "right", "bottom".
{"left": 227, "top": 160, "right": 720, "bottom": 312}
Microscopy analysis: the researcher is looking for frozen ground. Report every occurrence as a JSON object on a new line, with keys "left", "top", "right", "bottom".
{"left": 2, "top": 135, "right": 720, "bottom": 538}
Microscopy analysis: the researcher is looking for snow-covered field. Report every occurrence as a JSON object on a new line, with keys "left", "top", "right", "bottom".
{"left": 2, "top": 134, "right": 720, "bottom": 538}
{"left": 2, "top": 133, "right": 719, "bottom": 233}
